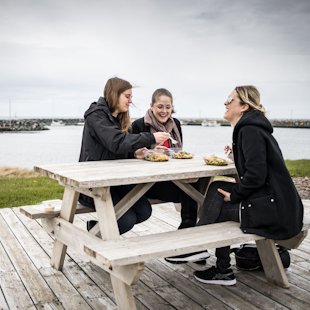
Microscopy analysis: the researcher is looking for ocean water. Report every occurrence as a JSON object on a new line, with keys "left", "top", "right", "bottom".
{"left": 0, "top": 125, "right": 309, "bottom": 168}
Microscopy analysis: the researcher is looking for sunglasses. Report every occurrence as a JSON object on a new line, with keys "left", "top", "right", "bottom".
{"left": 225, "top": 96, "right": 234, "bottom": 105}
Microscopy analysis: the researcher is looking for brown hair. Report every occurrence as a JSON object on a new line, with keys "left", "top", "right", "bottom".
{"left": 104, "top": 77, "right": 132, "bottom": 132}
{"left": 235, "top": 85, "right": 266, "bottom": 114}
{"left": 151, "top": 88, "right": 175, "bottom": 113}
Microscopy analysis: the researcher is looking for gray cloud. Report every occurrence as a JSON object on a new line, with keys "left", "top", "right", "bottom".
{"left": 0, "top": 0, "right": 309, "bottom": 119}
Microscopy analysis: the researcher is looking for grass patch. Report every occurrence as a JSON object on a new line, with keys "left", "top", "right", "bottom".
{"left": 0, "top": 177, "right": 63, "bottom": 208}
{"left": 285, "top": 159, "right": 310, "bottom": 177}
{"left": 0, "top": 160, "right": 308, "bottom": 209}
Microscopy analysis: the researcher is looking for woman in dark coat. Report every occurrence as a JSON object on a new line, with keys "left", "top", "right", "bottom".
{"left": 170, "top": 85, "right": 304, "bottom": 285}
{"left": 131, "top": 89, "right": 200, "bottom": 232}
{"left": 131, "top": 88, "right": 210, "bottom": 264}
{"left": 78, "top": 77, "right": 170, "bottom": 234}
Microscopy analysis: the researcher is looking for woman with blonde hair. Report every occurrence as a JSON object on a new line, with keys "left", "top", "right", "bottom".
{"left": 78, "top": 77, "right": 170, "bottom": 234}
{"left": 168, "top": 85, "right": 304, "bottom": 285}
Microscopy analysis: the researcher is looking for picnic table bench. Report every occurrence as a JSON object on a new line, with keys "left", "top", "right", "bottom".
{"left": 20, "top": 157, "right": 310, "bottom": 310}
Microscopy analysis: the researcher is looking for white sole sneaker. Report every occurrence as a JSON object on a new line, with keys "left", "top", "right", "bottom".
{"left": 165, "top": 250, "right": 210, "bottom": 263}
{"left": 194, "top": 275, "right": 237, "bottom": 286}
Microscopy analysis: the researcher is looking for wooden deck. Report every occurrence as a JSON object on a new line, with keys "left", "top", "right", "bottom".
{"left": 1, "top": 202, "right": 310, "bottom": 310}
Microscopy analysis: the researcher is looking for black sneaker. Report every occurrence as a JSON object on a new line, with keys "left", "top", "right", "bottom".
{"left": 165, "top": 250, "right": 210, "bottom": 264}
{"left": 194, "top": 266, "right": 236, "bottom": 286}
{"left": 86, "top": 220, "right": 98, "bottom": 231}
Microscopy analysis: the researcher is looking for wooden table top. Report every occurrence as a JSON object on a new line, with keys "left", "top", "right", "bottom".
{"left": 34, "top": 156, "right": 236, "bottom": 188}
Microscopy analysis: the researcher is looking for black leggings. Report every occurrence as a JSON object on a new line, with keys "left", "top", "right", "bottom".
{"left": 146, "top": 181, "right": 198, "bottom": 225}
{"left": 197, "top": 181, "right": 240, "bottom": 271}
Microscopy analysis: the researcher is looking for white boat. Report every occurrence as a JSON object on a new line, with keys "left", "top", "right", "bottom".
{"left": 201, "top": 120, "right": 219, "bottom": 127}
{"left": 50, "top": 120, "right": 65, "bottom": 127}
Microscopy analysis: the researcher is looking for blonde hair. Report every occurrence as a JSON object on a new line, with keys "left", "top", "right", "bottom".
{"left": 104, "top": 77, "right": 132, "bottom": 132}
{"left": 235, "top": 85, "right": 266, "bottom": 114}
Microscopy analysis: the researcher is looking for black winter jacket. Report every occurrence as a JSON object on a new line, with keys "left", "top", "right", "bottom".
{"left": 131, "top": 117, "right": 183, "bottom": 147}
{"left": 79, "top": 97, "right": 156, "bottom": 162}
{"left": 230, "top": 110, "right": 303, "bottom": 240}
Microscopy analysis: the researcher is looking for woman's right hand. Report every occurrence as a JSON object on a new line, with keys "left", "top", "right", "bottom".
{"left": 153, "top": 132, "right": 171, "bottom": 144}
{"left": 224, "top": 145, "right": 234, "bottom": 161}
{"left": 224, "top": 145, "right": 232, "bottom": 155}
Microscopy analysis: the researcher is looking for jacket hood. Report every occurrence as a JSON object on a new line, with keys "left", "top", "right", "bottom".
{"left": 234, "top": 109, "right": 273, "bottom": 135}
{"left": 84, "top": 97, "right": 110, "bottom": 119}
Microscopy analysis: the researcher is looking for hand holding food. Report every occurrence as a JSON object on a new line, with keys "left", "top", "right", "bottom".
{"left": 153, "top": 132, "right": 171, "bottom": 144}
{"left": 134, "top": 147, "right": 148, "bottom": 159}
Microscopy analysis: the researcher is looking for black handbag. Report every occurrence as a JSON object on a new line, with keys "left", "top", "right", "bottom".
{"left": 231, "top": 243, "right": 290, "bottom": 271}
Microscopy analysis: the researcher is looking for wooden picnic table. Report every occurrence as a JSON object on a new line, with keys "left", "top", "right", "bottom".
{"left": 33, "top": 156, "right": 237, "bottom": 309}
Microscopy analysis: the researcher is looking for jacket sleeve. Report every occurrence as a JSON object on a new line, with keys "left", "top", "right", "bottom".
{"left": 230, "top": 126, "right": 268, "bottom": 202}
{"left": 87, "top": 112, "right": 155, "bottom": 154}
{"left": 131, "top": 118, "right": 144, "bottom": 134}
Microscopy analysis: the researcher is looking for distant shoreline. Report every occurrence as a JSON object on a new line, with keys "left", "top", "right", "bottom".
{"left": 0, "top": 118, "right": 310, "bottom": 131}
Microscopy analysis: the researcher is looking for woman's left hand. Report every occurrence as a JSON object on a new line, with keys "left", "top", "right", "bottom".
{"left": 217, "top": 188, "right": 231, "bottom": 202}
{"left": 134, "top": 147, "right": 148, "bottom": 159}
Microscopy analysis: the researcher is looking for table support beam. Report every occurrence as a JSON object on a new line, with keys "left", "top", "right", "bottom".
{"left": 256, "top": 239, "right": 289, "bottom": 288}
{"left": 50, "top": 187, "right": 79, "bottom": 270}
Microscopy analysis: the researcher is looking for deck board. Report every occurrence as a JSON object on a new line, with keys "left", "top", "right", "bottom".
{"left": 0, "top": 203, "right": 309, "bottom": 310}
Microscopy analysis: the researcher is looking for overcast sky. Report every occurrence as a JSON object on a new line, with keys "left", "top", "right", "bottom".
{"left": 1, "top": 0, "right": 309, "bottom": 120}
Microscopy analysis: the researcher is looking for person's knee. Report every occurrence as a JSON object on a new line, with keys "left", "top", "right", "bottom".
{"left": 118, "top": 214, "right": 136, "bottom": 234}
{"left": 136, "top": 203, "right": 152, "bottom": 223}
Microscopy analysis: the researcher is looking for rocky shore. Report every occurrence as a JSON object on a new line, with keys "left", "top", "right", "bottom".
{"left": 1, "top": 118, "right": 309, "bottom": 131}
{"left": 293, "top": 177, "right": 310, "bottom": 200}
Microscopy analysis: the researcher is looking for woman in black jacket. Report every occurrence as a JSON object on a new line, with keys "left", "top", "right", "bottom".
{"left": 169, "top": 85, "right": 304, "bottom": 285}
{"left": 132, "top": 89, "right": 204, "bottom": 262}
{"left": 78, "top": 77, "right": 170, "bottom": 234}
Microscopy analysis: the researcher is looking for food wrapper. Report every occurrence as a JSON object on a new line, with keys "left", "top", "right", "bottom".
{"left": 144, "top": 150, "right": 169, "bottom": 162}
{"left": 203, "top": 154, "right": 229, "bottom": 166}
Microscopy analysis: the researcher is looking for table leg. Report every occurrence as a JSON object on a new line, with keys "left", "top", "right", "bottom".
{"left": 255, "top": 239, "right": 289, "bottom": 288}
{"left": 111, "top": 275, "right": 137, "bottom": 310}
{"left": 93, "top": 187, "right": 120, "bottom": 240}
{"left": 93, "top": 187, "right": 139, "bottom": 309}
{"left": 51, "top": 187, "right": 79, "bottom": 270}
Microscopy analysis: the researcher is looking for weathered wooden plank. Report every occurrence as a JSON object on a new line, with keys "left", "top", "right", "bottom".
{"left": 180, "top": 254, "right": 290, "bottom": 310}
{"left": 143, "top": 261, "right": 232, "bottom": 309}
{"left": 13, "top": 207, "right": 118, "bottom": 309}
{"left": 20, "top": 201, "right": 94, "bottom": 219}
{"left": 84, "top": 221, "right": 267, "bottom": 266}
{"left": 0, "top": 287, "right": 9, "bottom": 310}
{"left": 5, "top": 208, "right": 109, "bottom": 309}
{"left": 237, "top": 271, "right": 310, "bottom": 309}
{"left": 1, "top": 203, "right": 310, "bottom": 310}
{"left": 0, "top": 241, "right": 35, "bottom": 309}
{"left": 0, "top": 210, "right": 58, "bottom": 306}
{"left": 34, "top": 157, "right": 236, "bottom": 188}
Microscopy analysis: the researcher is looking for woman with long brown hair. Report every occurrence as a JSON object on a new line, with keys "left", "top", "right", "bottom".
{"left": 78, "top": 77, "right": 170, "bottom": 234}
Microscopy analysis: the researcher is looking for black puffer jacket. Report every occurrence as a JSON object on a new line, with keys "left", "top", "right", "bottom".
{"left": 230, "top": 109, "right": 303, "bottom": 240}
{"left": 79, "top": 97, "right": 156, "bottom": 162}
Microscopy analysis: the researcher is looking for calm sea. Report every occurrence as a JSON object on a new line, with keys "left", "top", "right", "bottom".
{"left": 0, "top": 125, "right": 309, "bottom": 168}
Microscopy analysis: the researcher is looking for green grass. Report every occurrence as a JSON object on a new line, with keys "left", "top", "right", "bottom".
{"left": 0, "top": 160, "right": 309, "bottom": 209}
{"left": 285, "top": 159, "right": 310, "bottom": 177}
{"left": 0, "top": 177, "right": 63, "bottom": 208}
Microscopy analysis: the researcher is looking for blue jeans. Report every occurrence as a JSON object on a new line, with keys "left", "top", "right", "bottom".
{"left": 79, "top": 184, "right": 152, "bottom": 235}
{"left": 197, "top": 181, "right": 240, "bottom": 272}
